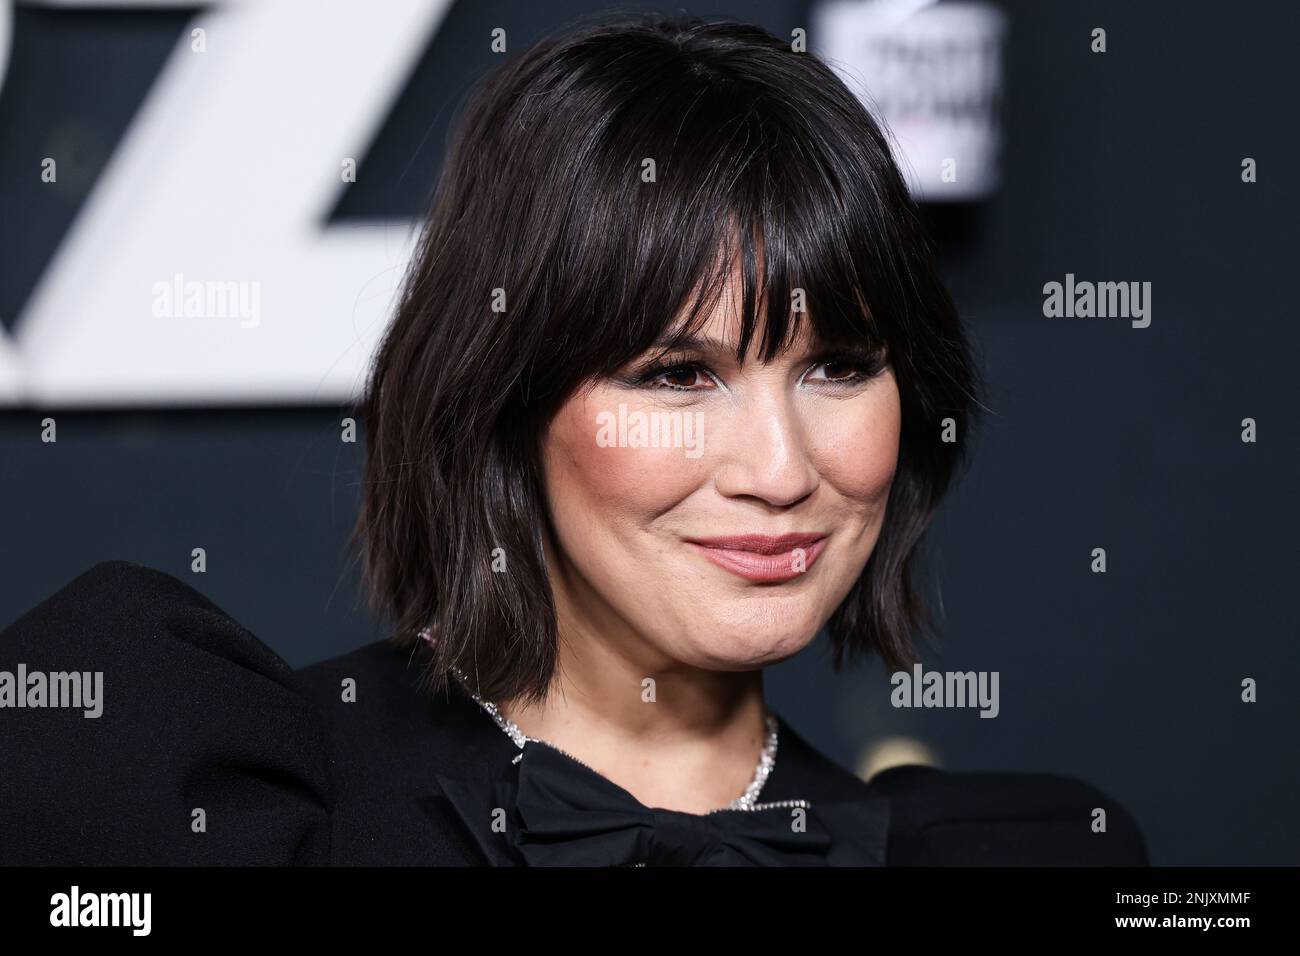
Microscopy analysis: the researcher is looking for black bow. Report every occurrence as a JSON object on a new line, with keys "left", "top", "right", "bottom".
{"left": 433, "top": 739, "right": 890, "bottom": 866}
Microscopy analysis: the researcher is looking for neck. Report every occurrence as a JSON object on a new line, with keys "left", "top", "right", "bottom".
{"left": 496, "top": 565, "right": 770, "bottom": 815}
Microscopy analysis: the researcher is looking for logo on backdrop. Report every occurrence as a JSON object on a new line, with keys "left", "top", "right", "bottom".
{"left": 0, "top": 0, "right": 453, "bottom": 407}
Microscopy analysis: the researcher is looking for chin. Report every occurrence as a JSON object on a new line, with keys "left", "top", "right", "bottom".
{"left": 673, "top": 611, "right": 824, "bottom": 670}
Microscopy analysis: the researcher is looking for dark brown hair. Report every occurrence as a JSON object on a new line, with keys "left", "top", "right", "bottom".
{"left": 351, "top": 13, "right": 981, "bottom": 706}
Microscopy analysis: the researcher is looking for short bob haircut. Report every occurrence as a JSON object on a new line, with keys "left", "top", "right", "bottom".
{"left": 352, "top": 13, "right": 981, "bottom": 706}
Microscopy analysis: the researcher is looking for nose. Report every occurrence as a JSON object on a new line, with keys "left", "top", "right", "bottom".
{"left": 711, "top": 393, "right": 820, "bottom": 507}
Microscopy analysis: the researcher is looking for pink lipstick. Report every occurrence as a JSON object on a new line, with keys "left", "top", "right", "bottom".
{"left": 686, "top": 533, "right": 827, "bottom": 583}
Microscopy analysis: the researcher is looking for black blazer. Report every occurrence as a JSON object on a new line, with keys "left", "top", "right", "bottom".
{"left": 0, "top": 561, "right": 1148, "bottom": 866}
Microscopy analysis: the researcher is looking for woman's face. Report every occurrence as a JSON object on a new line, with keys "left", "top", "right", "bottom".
{"left": 540, "top": 277, "right": 902, "bottom": 673}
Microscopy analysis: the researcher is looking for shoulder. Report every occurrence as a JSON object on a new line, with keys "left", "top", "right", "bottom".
{"left": 868, "top": 763, "right": 1149, "bottom": 866}
{"left": 293, "top": 635, "right": 466, "bottom": 762}
{"left": 291, "top": 638, "right": 508, "bottom": 865}
{"left": 292, "top": 637, "right": 460, "bottom": 786}
{"left": 0, "top": 560, "right": 332, "bottom": 865}
{"left": 294, "top": 634, "right": 427, "bottom": 716}
{"left": 4, "top": 560, "right": 298, "bottom": 682}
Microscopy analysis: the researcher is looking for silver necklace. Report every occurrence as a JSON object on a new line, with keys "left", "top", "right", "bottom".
{"left": 449, "top": 664, "right": 805, "bottom": 814}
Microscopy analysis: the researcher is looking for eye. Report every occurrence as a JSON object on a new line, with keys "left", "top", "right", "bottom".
{"left": 635, "top": 360, "right": 717, "bottom": 392}
{"left": 803, "top": 351, "right": 888, "bottom": 386}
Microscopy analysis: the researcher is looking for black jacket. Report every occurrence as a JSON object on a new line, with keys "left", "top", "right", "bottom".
{"left": 0, "top": 561, "right": 1148, "bottom": 866}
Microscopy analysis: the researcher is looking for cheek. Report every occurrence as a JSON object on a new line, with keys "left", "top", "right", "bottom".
{"left": 809, "top": 379, "right": 901, "bottom": 505}
{"left": 543, "top": 390, "right": 705, "bottom": 525}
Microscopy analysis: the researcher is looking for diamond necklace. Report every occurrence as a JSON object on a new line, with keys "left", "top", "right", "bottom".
{"left": 448, "top": 663, "right": 804, "bottom": 814}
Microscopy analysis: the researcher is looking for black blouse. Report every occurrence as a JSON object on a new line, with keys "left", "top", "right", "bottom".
{"left": 0, "top": 561, "right": 1148, "bottom": 866}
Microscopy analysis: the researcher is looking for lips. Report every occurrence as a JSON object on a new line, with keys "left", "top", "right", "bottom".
{"left": 686, "top": 533, "right": 828, "bottom": 583}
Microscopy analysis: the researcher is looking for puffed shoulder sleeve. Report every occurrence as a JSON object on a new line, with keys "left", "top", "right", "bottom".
{"left": 869, "top": 764, "right": 1150, "bottom": 866}
{"left": 0, "top": 561, "right": 333, "bottom": 865}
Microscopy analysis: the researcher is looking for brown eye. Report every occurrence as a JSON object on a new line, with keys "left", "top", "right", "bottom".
{"left": 803, "top": 352, "right": 886, "bottom": 386}
{"left": 819, "top": 360, "right": 859, "bottom": 382}
{"left": 657, "top": 367, "right": 703, "bottom": 389}
{"left": 640, "top": 362, "right": 716, "bottom": 391}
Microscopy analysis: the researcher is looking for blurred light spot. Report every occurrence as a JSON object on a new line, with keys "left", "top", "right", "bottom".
{"left": 857, "top": 735, "right": 940, "bottom": 780}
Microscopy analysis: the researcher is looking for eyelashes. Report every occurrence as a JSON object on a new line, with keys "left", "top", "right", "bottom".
{"left": 629, "top": 348, "right": 889, "bottom": 393}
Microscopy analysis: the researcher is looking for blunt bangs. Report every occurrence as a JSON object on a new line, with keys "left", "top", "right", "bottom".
{"left": 506, "top": 24, "right": 913, "bottom": 389}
